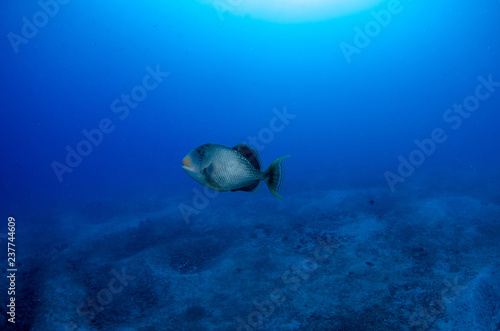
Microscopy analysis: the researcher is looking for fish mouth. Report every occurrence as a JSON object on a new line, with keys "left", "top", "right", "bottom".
{"left": 182, "top": 155, "right": 192, "bottom": 167}
{"left": 181, "top": 165, "right": 193, "bottom": 173}
{"left": 182, "top": 155, "right": 196, "bottom": 174}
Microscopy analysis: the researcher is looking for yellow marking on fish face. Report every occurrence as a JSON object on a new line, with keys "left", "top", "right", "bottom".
{"left": 182, "top": 155, "right": 192, "bottom": 167}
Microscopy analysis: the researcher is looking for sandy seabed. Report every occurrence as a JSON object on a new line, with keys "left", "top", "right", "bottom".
{"left": 3, "top": 187, "right": 500, "bottom": 330}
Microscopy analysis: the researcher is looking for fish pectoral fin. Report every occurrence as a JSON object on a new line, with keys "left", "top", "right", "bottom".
{"left": 231, "top": 181, "right": 262, "bottom": 193}
{"left": 202, "top": 163, "right": 215, "bottom": 177}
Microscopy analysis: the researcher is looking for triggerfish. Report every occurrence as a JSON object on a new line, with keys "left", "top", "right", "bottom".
{"left": 182, "top": 143, "right": 289, "bottom": 199}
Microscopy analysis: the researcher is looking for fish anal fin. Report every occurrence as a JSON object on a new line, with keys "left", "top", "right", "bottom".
{"left": 231, "top": 181, "right": 262, "bottom": 193}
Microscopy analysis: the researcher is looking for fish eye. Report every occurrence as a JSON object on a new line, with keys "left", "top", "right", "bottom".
{"left": 195, "top": 147, "right": 205, "bottom": 159}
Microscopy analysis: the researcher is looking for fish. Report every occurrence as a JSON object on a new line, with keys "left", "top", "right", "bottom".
{"left": 182, "top": 143, "right": 289, "bottom": 199}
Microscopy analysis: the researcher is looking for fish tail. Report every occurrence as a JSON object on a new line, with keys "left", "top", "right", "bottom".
{"left": 263, "top": 155, "right": 290, "bottom": 200}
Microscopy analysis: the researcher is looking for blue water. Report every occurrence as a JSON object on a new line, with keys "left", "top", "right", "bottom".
{"left": 1, "top": 0, "right": 500, "bottom": 330}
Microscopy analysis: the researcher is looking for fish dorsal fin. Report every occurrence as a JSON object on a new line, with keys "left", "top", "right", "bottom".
{"left": 233, "top": 143, "right": 262, "bottom": 171}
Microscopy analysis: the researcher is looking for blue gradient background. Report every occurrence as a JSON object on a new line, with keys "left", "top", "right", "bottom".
{"left": 1, "top": 0, "right": 500, "bottom": 329}
{"left": 1, "top": 0, "right": 499, "bottom": 216}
